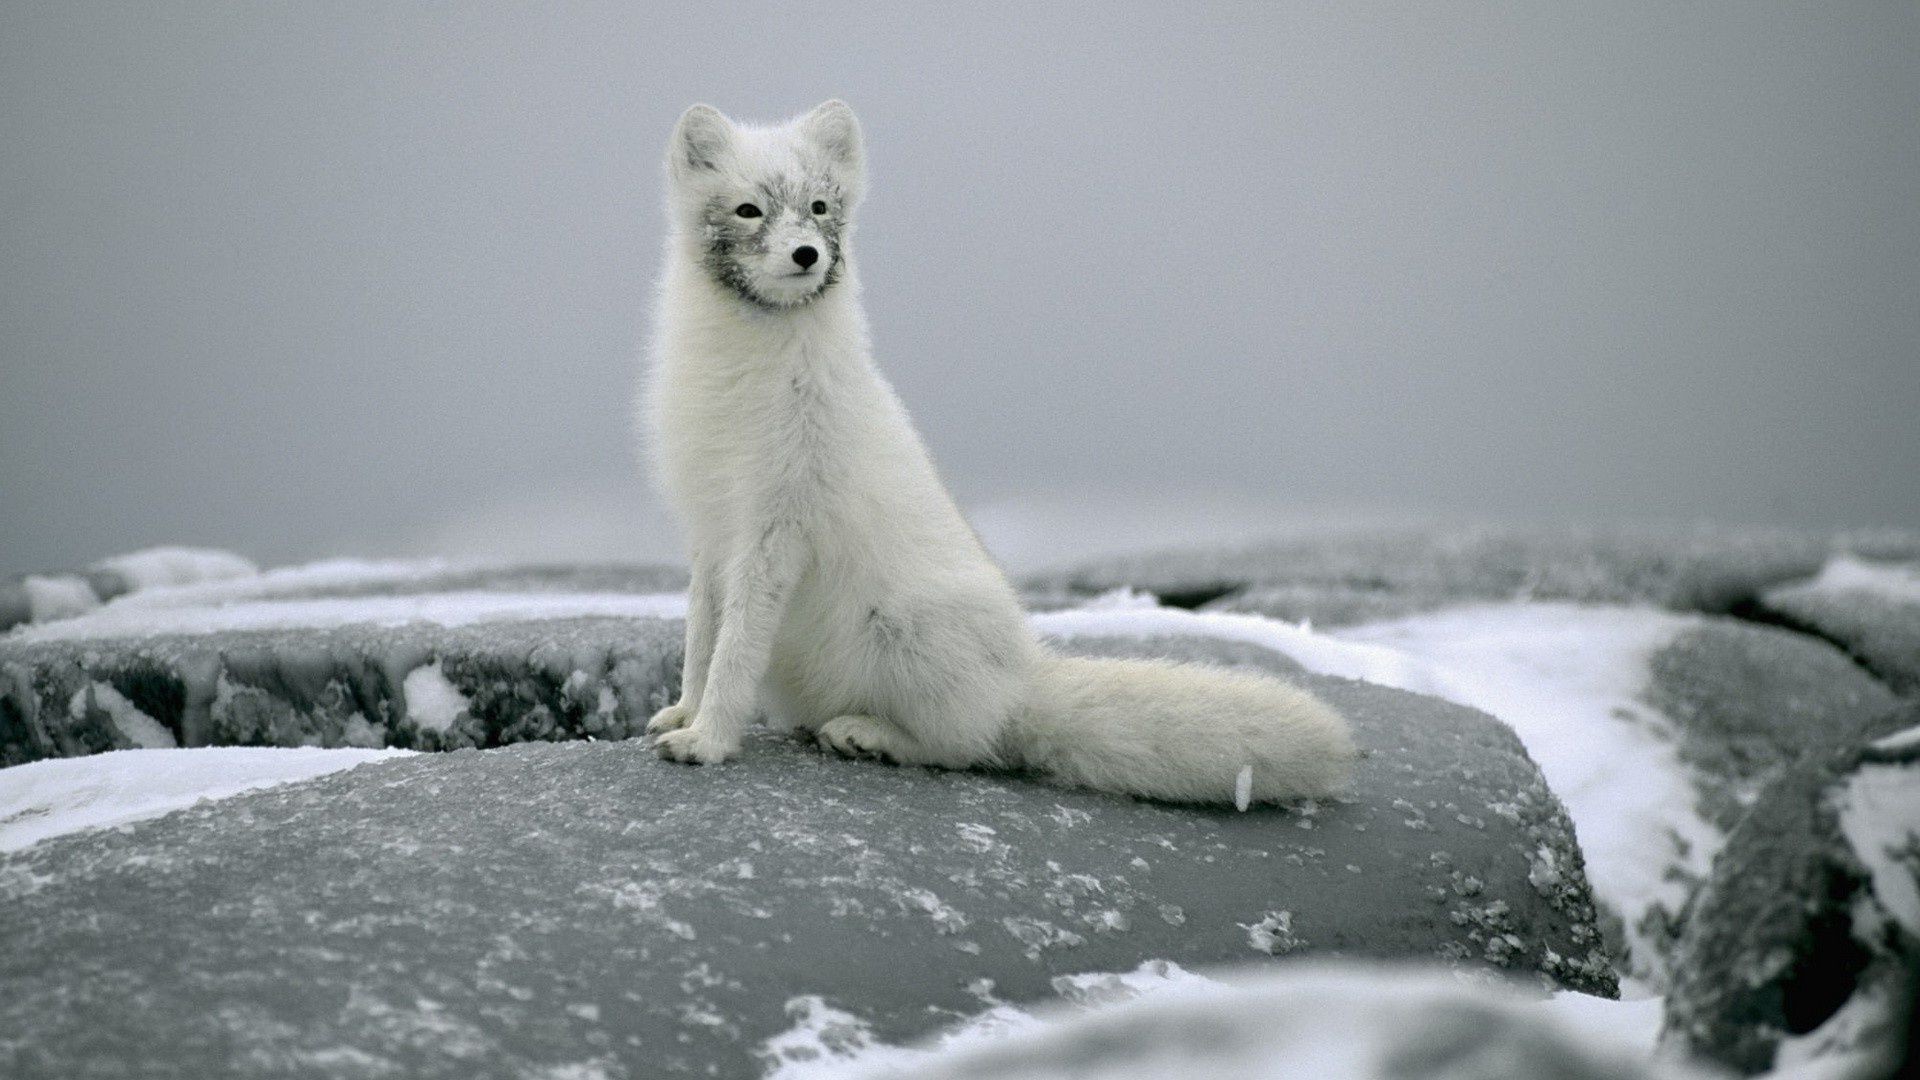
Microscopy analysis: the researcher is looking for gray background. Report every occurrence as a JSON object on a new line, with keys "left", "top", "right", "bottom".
{"left": 2, "top": 1, "right": 1915, "bottom": 576}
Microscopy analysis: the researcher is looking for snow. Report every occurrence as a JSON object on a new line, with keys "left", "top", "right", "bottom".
{"left": 1870, "top": 724, "right": 1920, "bottom": 755}
{"left": 1030, "top": 605, "right": 1447, "bottom": 693}
{"left": 92, "top": 546, "right": 258, "bottom": 590}
{"left": 1780, "top": 555, "right": 1920, "bottom": 605}
{"left": 763, "top": 961, "right": 1212, "bottom": 1080}
{"left": 15, "top": 587, "right": 690, "bottom": 642}
{"left": 767, "top": 962, "right": 1699, "bottom": 1080}
{"left": 1833, "top": 760, "right": 1920, "bottom": 937}
{"left": 0, "top": 747, "right": 412, "bottom": 852}
{"left": 1331, "top": 603, "right": 1721, "bottom": 989}
{"left": 1040, "top": 596, "right": 1724, "bottom": 989}
{"left": 1544, "top": 991, "right": 1667, "bottom": 1059}
{"left": 21, "top": 574, "right": 99, "bottom": 621}
{"left": 403, "top": 661, "right": 472, "bottom": 735}
{"left": 68, "top": 682, "right": 177, "bottom": 748}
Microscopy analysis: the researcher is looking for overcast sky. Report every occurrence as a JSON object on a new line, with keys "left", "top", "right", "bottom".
{"left": 2, "top": 2, "right": 1915, "bottom": 576}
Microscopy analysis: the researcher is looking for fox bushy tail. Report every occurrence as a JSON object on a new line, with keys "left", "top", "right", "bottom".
{"left": 1010, "top": 652, "right": 1359, "bottom": 804}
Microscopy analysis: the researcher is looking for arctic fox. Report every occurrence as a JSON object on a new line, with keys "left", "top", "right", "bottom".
{"left": 641, "top": 101, "right": 1357, "bottom": 804}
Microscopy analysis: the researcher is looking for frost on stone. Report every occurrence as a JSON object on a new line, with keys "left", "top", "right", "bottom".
{"left": 68, "top": 682, "right": 175, "bottom": 749}
{"left": 1241, "top": 910, "right": 1302, "bottom": 955}
{"left": 403, "top": 661, "right": 470, "bottom": 735}
{"left": 0, "top": 612, "right": 684, "bottom": 765}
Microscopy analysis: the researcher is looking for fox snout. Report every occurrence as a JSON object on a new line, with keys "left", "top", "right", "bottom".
{"left": 792, "top": 245, "right": 819, "bottom": 269}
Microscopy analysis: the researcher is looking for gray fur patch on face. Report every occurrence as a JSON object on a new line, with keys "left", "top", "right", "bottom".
{"left": 699, "top": 170, "right": 849, "bottom": 310}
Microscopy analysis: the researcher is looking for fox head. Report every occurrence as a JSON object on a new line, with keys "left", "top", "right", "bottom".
{"left": 665, "top": 100, "right": 865, "bottom": 310}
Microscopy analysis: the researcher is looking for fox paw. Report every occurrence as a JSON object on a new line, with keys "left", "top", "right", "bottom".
{"left": 647, "top": 703, "right": 693, "bottom": 735}
{"left": 818, "top": 715, "right": 901, "bottom": 764}
{"left": 652, "top": 723, "right": 737, "bottom": 765}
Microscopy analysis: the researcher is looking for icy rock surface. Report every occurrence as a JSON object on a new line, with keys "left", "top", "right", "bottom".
{"left": 0, "top": 661, "right": 1611, "bottom": 1079}
{"left": 0, "top": 616, "right": 685, "bottom": 766}
{"left": 1662, "top": 700, "right": 1920, "bottom": 1074}
{"left": 1760, "top": 557, "right": 1920, "bottom": 695}
{"left": 1024, "top": 525, "right": 1919, "bottom": 628}
{"left": 1646, "top": 620, "right": 1898, "bottom": 833}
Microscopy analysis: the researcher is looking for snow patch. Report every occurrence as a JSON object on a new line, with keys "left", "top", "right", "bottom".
{"left": 1333, "top": 602, "right": 1722, "bottom": 988}
{"left": 762, "top": 961, "right": 1210, "bottom": 1080}
{"left": 771, "top": 962, "right": 1701, "bottom": 1080}
{"left": 19, "top": 588, "right": 689, "bottom": 642}
{"left": 1777, "top": 555, "right": 1920, "bottom": 605}
{"left": 404, "top": 662, "right": 471, "bottom": 735}
{"left": 68, "top": 682, "right": 176, "bottom": 749}
{"left": 1833, "top": 761, "right": 1920, "bottom": 937}
{"left": 0, "top": 747, "right": 412, "bottom": 852}
{"left": 1031, "top": 605, "right": 1447, "bottom": 693}
{"left": 21, "top": 574, "right": 99, "bottom": 622}
{"left": 92, "top": 547, "right": 257, "bottom": 590}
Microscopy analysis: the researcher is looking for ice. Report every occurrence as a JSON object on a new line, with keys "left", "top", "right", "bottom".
{"left": 0, "top": 746, "right": 412, "bottom": 851}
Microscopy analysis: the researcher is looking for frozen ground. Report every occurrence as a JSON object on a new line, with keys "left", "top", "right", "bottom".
{"left": 1, "top": 536, "right": 1915, "bottom": 1077}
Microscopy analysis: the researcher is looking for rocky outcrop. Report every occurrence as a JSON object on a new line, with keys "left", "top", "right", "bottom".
{"left": 1662, "top": 702, "right": 1919, "bottom": 1074}
{"left": 0, "top": 639, "right": 1613, "bottom": 1079}
{"left": 1024, "top": 525, "right": 1919, "bottom": 628}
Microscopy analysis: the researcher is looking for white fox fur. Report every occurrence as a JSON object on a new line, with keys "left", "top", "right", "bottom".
{"left": 641, "top": 101, "right": 1357, "bottom": 804}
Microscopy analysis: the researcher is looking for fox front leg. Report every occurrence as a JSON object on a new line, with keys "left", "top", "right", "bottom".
{"left": 652, "top": 521, "right": 804, "bottom": 764}
{"left": 648, "top": 552, "right": 720, "bottom": 737}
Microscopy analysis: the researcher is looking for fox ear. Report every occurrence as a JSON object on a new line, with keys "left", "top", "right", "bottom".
{"left": 669, "top": 104, "right": 735, "bottom": 181}
{"left": 798, "top": 100, "right": 864, "bottom": 179}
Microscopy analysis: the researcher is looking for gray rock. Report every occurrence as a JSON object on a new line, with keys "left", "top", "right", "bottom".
{"left": 1647, "top": 620, "right": 1899, "bottom": 833}
{"left": 1022, "top": 525, "right": 1919, "bottom": 627}
{"left": 1761, "top": 576, "right": 1920, "bottom": 696}
{"left": 0, "top": 616, "right": 686, "bottom": 765}
{"left": 1662, "top": 701, "right": 1918, "bottom": 1074}
{"left": 0, "top": 654, "right": 1613, "bottom": 1079}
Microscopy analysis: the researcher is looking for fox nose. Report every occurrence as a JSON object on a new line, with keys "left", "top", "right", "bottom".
{"left": 792, "top": 245, "right": 819, "bottom": 269}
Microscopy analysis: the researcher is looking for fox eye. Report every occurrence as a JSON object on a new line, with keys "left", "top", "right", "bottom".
{"left": 734, "top": 203, "right": 762, "bottom": 218}
{"left": 810, "top": 200, "right": 827, "bottom": 215}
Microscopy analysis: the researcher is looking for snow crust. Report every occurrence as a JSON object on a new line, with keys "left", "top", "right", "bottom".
{"left": 0, "top": 747, "right": 411, "bottom": 852}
